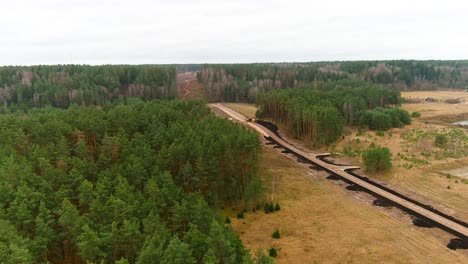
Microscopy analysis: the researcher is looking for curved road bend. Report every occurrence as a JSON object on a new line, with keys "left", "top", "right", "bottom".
{"left": 210, "top": 103, "right": 468, "bottom": 239}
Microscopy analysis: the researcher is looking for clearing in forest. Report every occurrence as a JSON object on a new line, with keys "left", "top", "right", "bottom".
{"left": 176, "top": 72, "right": 205, "bottom": 100}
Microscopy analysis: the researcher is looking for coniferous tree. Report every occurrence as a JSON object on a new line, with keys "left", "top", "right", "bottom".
{"left": 0, "top": 100, "right": 261, "bottom": 262}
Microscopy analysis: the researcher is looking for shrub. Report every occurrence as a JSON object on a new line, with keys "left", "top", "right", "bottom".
{"left": 268, "top": 247, "right": 278, "bottom": 258}
{"left": 435, "top": 134, "right": 448, "bottom": 147}
{"left": 225, "top": 217, "right": 231, "bottom": 224}
{"left": 411, "top": 111, "right": 421, "bottom": 118}
{"left": 395, "top": 108, "right": 411, "bottom": 125}
{"left": 376, "top": 131, "right": 384, "bottom": 137}
{"left": 274, "top": 203, "right": 281, "bottom": 211}
{"left": 363, "top": 146, "right": 392, "bottom": 173}
{"left": 268, "top": 203, "right": 274, "bottom": 212}
{"left": 264, "top": 202, "right": 275, "bottom": 214}
{"left": 357, "top": 127, "right": 366, "bottom": 136}
{"left": 272, "top": 229, "right": 280, "bottom": 239}
{"left": 359, "top": 108, "right": 411, "bottom": 131}
{"left": 421, "top": 151, "right": 431, "bottom": 158}
{"left": 236, "top": 212, "right": 244, "bottom": 219}
{"left": 370, "top": 111, "right": 392, "bottom": 130}
{"left": 253, "top": 249, "right": 274, "bottom": 264}
{"left": 343, "top": 145, "right": 354, "bottom": 157}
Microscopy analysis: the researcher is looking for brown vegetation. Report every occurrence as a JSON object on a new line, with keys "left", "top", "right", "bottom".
{"left": 230, "top": 145, "right": 467, "bottom": 263}
{"left": 224, "top": 100, "right": 467, "bottom": 262}
{"left": 332, "top": 93, "right": 468, "bottom": 222}
{"left": 401, "top": 91, "right": 468, "bottom": 102}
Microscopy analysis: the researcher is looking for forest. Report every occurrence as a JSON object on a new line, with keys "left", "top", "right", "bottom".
{"left": 0, "top": 65, "right": 176, "bottom": 111}
{"left": 256, "top": 80, "right": 407, "bottom": 147}
{"left": 198, "top": 60, "right": 468, "bottom": 102}
{"left": 2, "top": 61, "right": 465, "bottom": 109}
{"left": 0, "top": 100, "right": 263, "bottom": 263}
{"left": 0, "top": 61, "right": 451, "bottom": 263}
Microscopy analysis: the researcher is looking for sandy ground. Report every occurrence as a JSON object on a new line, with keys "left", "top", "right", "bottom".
{"left": 443, "top": 166, "right": 468, "bottom": 179}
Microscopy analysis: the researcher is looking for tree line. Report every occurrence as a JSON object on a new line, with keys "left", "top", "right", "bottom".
{"left": 198, "top": 61, "right": 468, "bottom": 102}
{"left": 0, "top": 65, "right": 176, "bottom": 111}
{"left": 0, "top": 100, "right": 263, "bottom": 263}
{"left": 1, "top": 62, "right": 465, "bottom": 109}
{"left": 256, "top": 81, "right": 406, "bottom": 147}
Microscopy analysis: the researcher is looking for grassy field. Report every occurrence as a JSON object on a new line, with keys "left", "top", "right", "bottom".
{"left": 229, "top": 145, "right": 467, "bottom": 263}
{"left": 401, "top": 90, "right": 468, "bottom": 122}
{"left": 224, "top": 103, "right": 258, "bottom": 118}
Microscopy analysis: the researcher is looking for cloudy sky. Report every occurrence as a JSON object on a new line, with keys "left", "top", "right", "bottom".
{"left": 1, "top": 0, "right": 467, "bottom": 65}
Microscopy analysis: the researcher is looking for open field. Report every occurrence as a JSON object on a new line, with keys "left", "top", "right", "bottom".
{"left": 213, "top": 103, "right": 468, "bottom": 237}
{"left": 224, "top": 102, "right": 258, "bottom": 118}
{"left": 401, "top": 90, "right": 468, "bottom": 102}
{"left": 230, "top": 145, "right": 467, "bottom": 263}
{"left": 224, "top": 96, "right": 468, "bottom": 224}
{"left": 216, "top": 102, "right": 468, "bottom": 262}
{"left": 333, "top": 94, "right": 468, "bottom": 223}
{"left": 222, "top": 96, "right": 468, "bottom": 263}
{"left": 334, "top": 124, "right": 468, "bottom": 222}
{"left": 401, "top": 91, "right": 468, "bottom": 122}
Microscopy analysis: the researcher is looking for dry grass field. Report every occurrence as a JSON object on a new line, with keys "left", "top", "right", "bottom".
{"left": 223, "top": 93, "right": 468, "bottom": 222}
{"left": 401, "top": 90, "right": 468, "bottom": 102}
{"left": 224, "top": 103, "right": 258, "bottom": 118}
{"left": 401, "top": 90, "right": 468, "bottom": 122}
{"left": 333, "top": 128, "right": 468, "bottom": 222}
{"left": 220, "top": 97, "right": 468, "bottom": 263}
{"left": 229, "top": 145, "right": 467, "bottom": 263}
{"left": 332, "top": 92, "right": 468, "bottom": 222}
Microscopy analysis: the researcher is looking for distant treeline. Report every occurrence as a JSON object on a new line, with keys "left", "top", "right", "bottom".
{"left": 198, "top": 60, "right": 468, "bottom": 102}
{"left": 2, "top": 61, "right": 466, "bottom": 108}
{"left": 256, "top": 80, "right": 407, "bottom": 147}
{"left": 0, "top": 65, "right": 176, "bottom": 110}
{"left": 0, "top": 100, "right": 261, "bottom": 263}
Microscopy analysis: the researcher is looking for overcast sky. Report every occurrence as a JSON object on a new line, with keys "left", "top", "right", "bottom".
{"left": 1, "top": 0, "right": 467, "bottom": 65}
